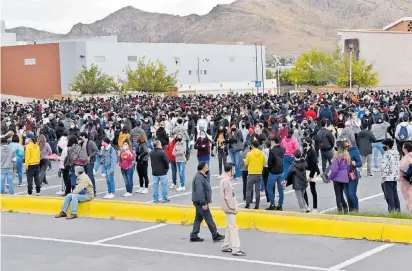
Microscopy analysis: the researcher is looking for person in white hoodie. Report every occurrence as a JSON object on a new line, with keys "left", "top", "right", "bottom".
{"left": 395, "top": 114, "right": 412, "bottom": 156}
{"left": 197, "top": 114, "right": 208, "bottom": 135}
{"left": 219, "top": 162, "right": 246, "bottom": 257}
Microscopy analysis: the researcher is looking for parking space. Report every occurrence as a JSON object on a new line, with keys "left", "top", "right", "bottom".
{"left": 10, "top": 155, "right": 405, "bottom": 214}
{"left": 1, "top": 213, "right": 411, "bottom": 271}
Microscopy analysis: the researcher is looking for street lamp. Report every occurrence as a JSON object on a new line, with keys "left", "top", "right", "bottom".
{"left": 273, "top": 55, "right": 281, "bottom": 95}
{"left": 348, "top": 44, "right": 354, "bottom": 92}
{"left": 294, "top": 52, "right": 297, "bottom": 92}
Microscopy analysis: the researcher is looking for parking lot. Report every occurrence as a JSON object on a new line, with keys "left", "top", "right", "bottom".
{"left": 10, "top": 154, "right": 405, "bottom": 214}
{"left": 1, "top": 212, "right": 411, "bottom": 271}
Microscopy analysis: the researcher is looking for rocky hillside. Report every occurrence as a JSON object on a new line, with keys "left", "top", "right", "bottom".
{"left": 6, "top": 0, "right": 412, "bottom": 55}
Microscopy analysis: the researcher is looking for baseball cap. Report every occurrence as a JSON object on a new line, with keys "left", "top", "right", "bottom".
{"left": 26, "top": 134, "right": 36, "bottom": 140}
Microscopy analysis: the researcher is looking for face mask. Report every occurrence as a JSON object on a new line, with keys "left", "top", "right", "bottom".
{"left": 176, "top": 138, "right": 182, "bottom": 142}
{"left": 204, "top": 170, "right": 209, "bottom": 175}
{"left": 122, "top": 145, "right": 128, "bottom": 150}
{"left": 231, "top": 128, "right": 237, "bottom": 132}
{"left": 365, "top": 112, "right": 370, "bottom": 116}
{"left": 303, "top": 143, "right": 309, "bottom": 149}
{"left": 373, "top": 110, "right": 378, "bottom": 114}
{"left": 308, "top": 120, "right": 312, "bottom": 124}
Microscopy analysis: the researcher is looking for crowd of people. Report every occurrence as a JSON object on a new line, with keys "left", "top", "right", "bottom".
{"left": 1, "top": 90, "right": 412, "bottom": 218}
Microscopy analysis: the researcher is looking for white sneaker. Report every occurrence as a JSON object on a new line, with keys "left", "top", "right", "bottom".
{"left": 93, "top": 169, "right": 96, "bottom": 176}
{"left": 135, "top": 187, "right": 143, "bottom": 193}
{"left": 123, "top": 192, "right": 132, "bottom": 197}
{"left": 141, "top": 188, "right": 148, "bottom": 194}
{"left": 260, "top": 191, "right": 265, "bottom": 196}
{"left": 169, "top": 184, "right": 177, "bottom": 189}
{"left": 102, "top": 173, "right": 106, "bottom": 177}
{"left": 107, "top": 193, "right": 115, "bottom": 199}
{"left": 18, "top": 183, "right": 26, "bottom": 187}
{"left": 56, "top": 190, "right": 65, "bottom": 196}
{"left": 373, "top": 168, "right": 380, "bottom": 172}
{"left": 312, "top": 209, "right": 318, "bottom": 213}
{"left": 103, "top": 193, "right": 110, "bottom": 199}
{"left": 35, "top": 192, "right": 41, "bottom": 196}
{"left": 176, "top": 186, "right": 186, "bottom": 192}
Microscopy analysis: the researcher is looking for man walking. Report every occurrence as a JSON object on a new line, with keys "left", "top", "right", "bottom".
{"left": 150, "top": 140, "right": 170, "bottom": 203}
{"left": 244, "top": 141, "right": 266, "bottom": 209}
{"left": 190, "top": 161, "right": 225, "bottom": 242}
{"left": 315, "top": 119, "right": 335, "bottom": 183}
{"left": 79, "top": 132, "right": 98, "bottom": 196}
{"left": 220, "top": 162, "right": 246, "bottom": 256}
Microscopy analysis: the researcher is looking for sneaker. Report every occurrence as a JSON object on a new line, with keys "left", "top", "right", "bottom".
{"left": 222, "top": 248, "right": 232, "bottom": 253}
{"left": 260, "top": 191, "right": 265, "bottom": 196}
{"left": 368, "top": 173, "right": 373, "bottom": 177}
{"left": 232, "top": 251, "right": 246, "bottom": 257}
{"left": 102, "top": 173, "right": 106, "bottom": 177}
{"left": 35, "top": 192, "right": 41, "bottom": 196}
{"left": 141, "top": 188, "right": 149, "bottom": 194}
{"left": 56, "top": 190, "right": 65, "bottom": 196}
{"left": 244, "top": 204, "right": 250, "bottom": 209}
{"left": 312, "top": 209, "right": 318, "bottom": 213}
{"left": 190, "top": 236, "right": 204, "bottom": 242}
{"left": 123, "top": 192, "right": 132, "bottom": 197}
{"left": 42, "top": 181, "right": 49, "bottom": 185}
{"left": 18, "top": 183, "right": 26, "bottom": 187}
{"left": 55, "top": 211, "right": 67, "bottom": 218}
{"left": 276, "top": 205, "right": 283, "bottom": 211}
{"left": 373, "top": 168, "right": 380, "bottom": 172}
{"left": 107, "top": 193, "right": 115, "bottom": 199}
{"left": 265, "top": 205, "right": 276, "bottom": 211}
{"left": 213, "top": 233, "right": 225, "bottom": 242}
{"left": 153, "top": 200, "right": 160, "bottom": 203}
{"left": 176, "top": 186, "right": 186, "bottom": 192}
{"left": 161, "top": 199, "right": 170, "bottom": 203}
{"left": 211, "top": 153, "right": 215, "bottom": 157}
{"left": 66, "top": 214, "right": 78, "bottom": 220}
{"left": 103, "top": 193, "right": 110, "bottom": 199}
{"left": 169, "top": 184, "right": 177, "bottom": 190}
{"left": 136, "top": 187, "right": 143, "bottom": 193}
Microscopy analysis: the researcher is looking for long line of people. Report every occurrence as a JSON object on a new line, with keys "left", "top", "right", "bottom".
{"left": 1, "top": 90, "right": 412, "bottom": 215}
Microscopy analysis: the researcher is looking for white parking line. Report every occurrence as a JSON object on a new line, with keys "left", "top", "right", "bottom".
{"left": 1, "top": 234, "right": 330, "bottom": 271}
{"left": 328, "top": 244, "right": 394, "bottom": 270}
{"left": 92, "top": 224, "right": 167, "bottom": 244}
{"left": 319, "top": 192, "right": 385, "bottom": 214}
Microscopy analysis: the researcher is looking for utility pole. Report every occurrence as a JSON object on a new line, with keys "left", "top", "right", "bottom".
{"left": 349, "top": 44, "right": 353, "bottom": 93}
{"left": 260, "top": 44, "right": 265, "bottom": 95}
{"left": 294, "top": 52, "right": 297, "bottom": 92}
{"left": 255, "top": 43, "right": 259, "bottom": 94}
{"left": 277, "top": 65, "right": 281, "bottom": 95}
{"left": 197, "top": 57, "right": 200, "bottom": 83}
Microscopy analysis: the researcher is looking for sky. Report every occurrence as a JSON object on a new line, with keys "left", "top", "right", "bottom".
{"left": 1, "top": 0, "right": 236, "bottom": 33}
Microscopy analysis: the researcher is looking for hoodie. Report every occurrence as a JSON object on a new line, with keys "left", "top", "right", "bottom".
{"left": 371, "top": 122, "right": 390, "bottom": 141}
{"left": 280, "top": 136, "right": 300, "bottom": 156}
{"left": 219, "top": 173, "right": 238, "bottom": 214}
{"left": 381, "top": 149, "right": 400, "bottom": 182}
{"left": 285, "top": 159, "right": 308, "bottom": 190}
{"left": 244, "top": 148, "right": 265, "bottom": 174}
{"left": 395, "top": 122, "right": 412, "bottom": 141}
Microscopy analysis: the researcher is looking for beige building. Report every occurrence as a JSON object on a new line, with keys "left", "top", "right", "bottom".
{"left": 338, "top": 17, "right": 412, "bottom": 90}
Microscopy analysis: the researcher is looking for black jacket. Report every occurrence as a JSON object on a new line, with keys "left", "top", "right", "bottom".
{"left": 316, "top": 128, "right": 335, "bottom": 151}
{"left": 149, "top": 148, "right": 169, "bottom": 176}
{"left": 156, "top": 127, "right": 169, "bottom": 147}
{"left": 268, "top": 146, "right": 285, "bottom": 175}
{"left": 303, "top": 147, "right": 320, "bottom": 178}
{"left": 191, "top": 172, "right": 211, "bottom": 206}
{"left": 357, "top": 130, "right": 376, "bottom": 156}
{"left": 285, "top": 159, "right": 308, "bottom": 190}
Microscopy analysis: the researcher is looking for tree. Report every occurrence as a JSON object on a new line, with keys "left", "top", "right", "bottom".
{"left": 266, "top": 70, "right": 274, "bottom": 79}
{"left": 70, "top": 64, "right": 116, "bottom": 95}
{"left": 336, "top": 55, "right": 379, "bottom": 88}
{"left": 118, "top": 57, "right": 178, "bottom": 94}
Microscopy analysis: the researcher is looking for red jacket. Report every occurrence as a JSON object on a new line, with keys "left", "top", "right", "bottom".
{"left": 165, "top": 141, "right": 176, "bottom": 162}
{"left": 305, "top": 110, "right": 317, "bottom": 120}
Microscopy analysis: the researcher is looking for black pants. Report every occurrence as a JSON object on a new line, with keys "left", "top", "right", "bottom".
{"left": 387, "top": 125, "right": 395, "bottom": 139}
{"left": 321, "top": 150, "right": 333, "bottom": 175}
{"left": 62, "top": 168, "right": 71, "bottom": 195}
{"left": 39, "top": 158, "right": 49, "bottom": 184}
{"left": 304, "top": 182, "right": 318, "bottom": 209}
{"left": 137, "top": 161, "right": 149, "bottom": 188}
{"left": 217, "top": 148, "right": 227, "bottom": 175}
{"left": 382, "top": 182, "right": 401, "bottom": 212}
{"left": 242, "top": 171, "right": 253, "bottom": 201}
{"left": 262, "top": 167, "right": 269, "bottom": 202}
{"left": 333, "top": 182, "right": 348, "bottom": 213}
{"left": 396, "top": 140, "right": 405, "bottom": 158}
{"left": 84, "top": 163, "right": 96, "bottom": 195}
{"left": 27, "top": 165, "right": 41, "bottom": 194}
{"left": 190, "top": 203, "right": 218, "bottom": 239}
{"left": 246, "top": 174, "right": 261, "bottom": 209}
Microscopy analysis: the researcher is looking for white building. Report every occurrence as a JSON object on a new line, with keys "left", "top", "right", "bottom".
{"left": 0, "top": 21, "right": 17, "bottom": 46}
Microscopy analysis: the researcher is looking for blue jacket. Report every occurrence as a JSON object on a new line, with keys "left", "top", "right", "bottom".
{"left": 319, "top": 108, "right": 333, "bottom": 122}
{"left": 102, "top": 145, "right": 118, "bottom": 172}
{"left": 348, "top": 146, "right": 362, "bottom": 179}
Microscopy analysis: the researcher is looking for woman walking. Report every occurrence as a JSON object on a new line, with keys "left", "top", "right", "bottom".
{"left": 344, "top": 139, "right": 362, "bottom": 213}
{"left": 173, "top": 133, "right": 187, "bottom": 191}
{"left": 328, "top": 141, "right": 350, "bottom": 214}
{"left": 400, "top": 142, "right": 412, "bottom": 214}
{"left": 135, "top": 135, "right": 150, "bottom": 194}
{"left": 302, "top": 137, "right": 320, "bottom": 212}
{"left": 195, "top": 130, "right": 211, "bottom": 182}
{"left": 119, "top": 140, "right": 135, "bottom": 197}
{"left": 38, "top": 134, "right": 52, "bottom": 185}
{"left": 214, "top": 125, "right": 228, "bottom": 176}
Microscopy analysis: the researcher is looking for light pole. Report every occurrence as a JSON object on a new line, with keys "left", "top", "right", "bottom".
{"left": 349, "top": 44, "right": 353, "bottom": 92}
{"left": 294, "top": 52, "right": 297, "bottom": 92}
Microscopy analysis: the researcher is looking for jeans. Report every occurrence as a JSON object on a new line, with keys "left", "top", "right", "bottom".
{"left": 27, "top": 165, "right": 41, "bottom": 194}
{"left": 61, "top": 193, "right": 90, "bottom": 214}
{"left": 136, "top": 161, "right": 149, "bottom": 188}
{"left": 283, "top": 155, "right": 295, "bottom": 179}
{"left": 333, "top": 181, "right": 348, "bottom": 213}
{"left": 39, "top": 158, "right": 49, "bottom": 184}
{"left": 104, "top": 167, "right": 115, "bottom": 194}
{"left": 1, "top": 168, "right": 14, "bottom": 194}
{"left": 176, "top": 162, "right": 186, "bottom": 187}
{"left": 84, "top": 163, "right": 96, "bottom": 195}
{"left": 190, "top": 203, "right": 218, "bottom": 239}
{"left": 373, "top": 142, "right": 385, "bottom": 169}
{"left": 267, "top": 173, "right": 284, "bottom": 206}
{"left": 94, "top": 155, "right": 106, "bottom": 175}
{"left": 217, "top": 148, "right": 227, "bottom": 175}
{"left": 344, "top": 179, "right": 359, "bottom": 212}
{"left": 382, "top": 182, "right": 401, "bottom": 212}
{"left": 170, "top": 162, "right": 177, "bottom": 185}
{"left": 229, "top": 149, "right": 241, "bottom": 178}
{"left": 16, "top": 157, "right": 23, "bottom": 185}
{"left": 246, "top": 174, "right": 261, "bottom": 208}
{"left": 147, "top": 138, "right": 153, "bottom": 151}
{"left": 197, "top": 156, "right": 210, "bottom": 182}
{"left": 71, "top": 167, "right": 77, "bottom": 186}
{"left": 121, "top": 167, "right": 134, "bottom": 193}
{"left": 153, "top": 175, "right": 168, "bottom": 201}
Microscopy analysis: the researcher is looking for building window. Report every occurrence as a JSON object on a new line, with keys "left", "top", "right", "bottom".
{"left": 229, "top": 57, "right": 235, "bottom": 63}
{"left": 94, "top": 56, "right": 105, "bottom": 62}
{"left": 204, "top": 70, "right": 207, "bottom": 75}
{"left": 174, "top": 57, "right": 180, "bottom": 65}
{"left": 189, "top": 70, "right": 192, "bottom": 75}
{"left": 24, "top": 58, "right": 36, "bottom": 65}
{"left": 128, "top": 56, "right": 137, "bottom": 62}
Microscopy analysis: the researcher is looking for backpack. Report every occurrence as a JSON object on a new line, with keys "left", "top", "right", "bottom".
{"left": 402, "top": 164, "right": 412, "bottom": 185}
{"left": 398, "top": 125, "right": 409, "bottom": 141}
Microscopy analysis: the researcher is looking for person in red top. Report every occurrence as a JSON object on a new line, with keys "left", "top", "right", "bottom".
{"left": 165, "top": 133, "right": 178, "bottom": 189}
{"left": 305, "top": 107, "right": 317, "bottom": 121}
{"left": 119, "top": 140, "right": 136, "bottom": 197}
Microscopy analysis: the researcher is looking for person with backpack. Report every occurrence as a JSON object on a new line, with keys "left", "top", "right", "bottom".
{"left": 79, "top": 132, "right": 98, "bottom": 196}
{"left": 316, "top": 119, "right": 335, "bottom": 183}
{"left": 370, "top": 117, "right": 390, "bottom": 172}
{"left": 358, "top": 122, "right": 376, "bottom": 177}
{"left": 395, "top": 114, "right": 412, "bottom": 156}
{"left": 381, "top": 139, "right": 401, "bottom": 213}
{"left": 101, "top": 137, "right": 118, "bottom": 199}
{"left": 399, "top": 142, "right": 412, "bottom": 215}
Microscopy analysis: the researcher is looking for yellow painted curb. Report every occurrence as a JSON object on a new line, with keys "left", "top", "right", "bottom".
{"left": 1, "top": 196, "right": 412, "bottom": 244}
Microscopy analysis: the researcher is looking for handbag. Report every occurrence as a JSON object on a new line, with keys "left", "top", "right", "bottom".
{"left": 348, "top": 166, "right": 357, "bottom": 181}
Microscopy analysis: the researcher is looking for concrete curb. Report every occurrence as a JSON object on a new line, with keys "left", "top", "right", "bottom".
{"left": 1, "top": 196, "right": 411, "bottom": 244}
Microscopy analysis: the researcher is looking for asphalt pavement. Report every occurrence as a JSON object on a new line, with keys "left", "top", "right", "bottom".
{"left": 9, "top": 152, "right": 406, "bottom": 214}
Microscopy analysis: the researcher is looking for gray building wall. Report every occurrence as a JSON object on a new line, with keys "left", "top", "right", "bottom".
{"left": 59, "top": 41, "right": 87, "bottom": 94}
{"left": 338, "top": 31, "right": 412, "bottom": 88}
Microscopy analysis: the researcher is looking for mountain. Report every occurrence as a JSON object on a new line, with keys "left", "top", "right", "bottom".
{"left": 6, "top": 0, "right": 412, "bottom": 55}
